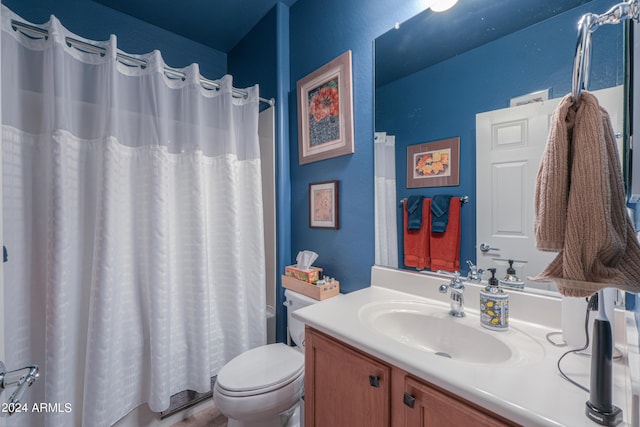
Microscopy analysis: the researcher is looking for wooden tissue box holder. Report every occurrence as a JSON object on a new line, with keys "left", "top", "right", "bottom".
{"left": 281, "top": 275, "right": 340, "bottom": 301}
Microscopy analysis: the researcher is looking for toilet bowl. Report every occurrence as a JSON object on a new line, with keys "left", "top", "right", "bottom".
{"left": 213, "top": 289, "right": 319, "bottom": 427}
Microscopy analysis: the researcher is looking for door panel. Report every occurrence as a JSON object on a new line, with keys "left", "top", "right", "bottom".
{"left": 402, "top": 376, "right": 511, "bottom": 426}
{"left": 305, "top": 328, "right": 391, "bottom": 427}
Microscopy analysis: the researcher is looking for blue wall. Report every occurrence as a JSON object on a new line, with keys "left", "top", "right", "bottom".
{"left": 2, "top": 0, "right": 227, "bottom": 80}
{"left": 232, "top": 0, "right": 414, "bottom": 340}
{"left": 289, "top": 0, "right": 425, "bottom": 294}
{"left": 376, "top": 0, "right": 622, "bottom": 273}
{"left": 229, "top": 6, "right": 277, "bottom": 104}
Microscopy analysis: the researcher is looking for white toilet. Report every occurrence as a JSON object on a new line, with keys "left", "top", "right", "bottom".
{"left": 213, "top": 289, "right": 319, "bottom": 427}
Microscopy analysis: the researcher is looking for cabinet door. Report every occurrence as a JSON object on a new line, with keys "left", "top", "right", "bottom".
{"left": 305, "top": 327, "right": 391, "bottom": 427}
{"left": 401, "top": 376, "right": 511, "bottom": 427}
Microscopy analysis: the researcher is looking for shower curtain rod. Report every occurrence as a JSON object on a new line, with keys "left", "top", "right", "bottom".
{"left": 9, "top": 19, "right": 276, "bottom": 107}
{"left": 572, "top": 0, "right": 640, "bottom": 100}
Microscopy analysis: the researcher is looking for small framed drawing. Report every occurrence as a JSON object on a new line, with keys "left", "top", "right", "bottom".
{"left": 407, "top": 137, "right": 460, "bottom": 188}
{"left": 297, "top": 51, "right": 354, "bottom": 165}
{"left": 309, "top": 181, "right": 339, "bottom": 229}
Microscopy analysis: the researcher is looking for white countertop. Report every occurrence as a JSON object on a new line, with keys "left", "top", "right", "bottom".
{"left": 293, "top": 266, "right": 635, "bottom": 427}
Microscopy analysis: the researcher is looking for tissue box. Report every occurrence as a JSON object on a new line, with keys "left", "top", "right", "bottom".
{"left": 281, "top": 275, "right": 339, "bottom": 301}
{"left": 285, "top": 265, "right": 323, "bottom": 283}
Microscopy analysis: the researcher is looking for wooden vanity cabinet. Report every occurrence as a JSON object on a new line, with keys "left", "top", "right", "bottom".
{"left": 304, "top": 327, "right": 391, "bottom": 427}
{"left": 396, "top": 374, "right": 515, "bottom": 427}
{"left": 305, "top": 327, "right": 519, "bottom": 427}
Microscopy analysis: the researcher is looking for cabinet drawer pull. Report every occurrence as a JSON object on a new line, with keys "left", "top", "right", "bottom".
{"left": 403, "top": 392, "right": 415, "bottom": 408}
{"left": 369, "top": 375, "right": 380, "bottom": 388}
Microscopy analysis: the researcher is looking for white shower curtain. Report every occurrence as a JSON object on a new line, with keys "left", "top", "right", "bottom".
{"left": 1, "top": 6, "right": 266, "bottom": 427}
{"left": 374, "top": 132, "right": 398, "bottom": 268}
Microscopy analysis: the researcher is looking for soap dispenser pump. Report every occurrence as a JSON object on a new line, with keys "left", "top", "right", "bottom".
{"left": 480, "top": 268, "right": 509, "bottom": 331}
{"left": 499, "top": 259, "right": 524, "bottom": 289}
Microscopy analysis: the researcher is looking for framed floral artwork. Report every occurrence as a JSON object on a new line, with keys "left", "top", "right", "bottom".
{"left": 297, "top": 51, "right": 354, "bottom": 165}
{"left": 309, "top": 181, "right": 339, "bottom": 229}
{"left": 407, "top": 137, "right": 460, "bottom": 188}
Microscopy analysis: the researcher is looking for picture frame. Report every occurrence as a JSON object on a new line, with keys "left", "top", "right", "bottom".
{"left": 297, "top": 51, "right": 354, "bottom": 165}
{"left": 309, "top": 181, "right": 339, "bottom": 229}
{"left": 407, "top": 137, "right": 460, "bottom": 188}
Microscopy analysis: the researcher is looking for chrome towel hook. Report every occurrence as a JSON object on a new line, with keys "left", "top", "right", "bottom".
{"left": 572, "top": 0, "right": 640, "bottom": 102}
{"left": 572, "top": 13, "right": 597, "bottom": 101}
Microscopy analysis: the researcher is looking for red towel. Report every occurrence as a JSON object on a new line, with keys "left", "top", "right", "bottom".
{"left": 430, "top": 197, "right": 460, "bottom": 272}
{"left": 403, "top": 199, "right": 431, "bottom": 270}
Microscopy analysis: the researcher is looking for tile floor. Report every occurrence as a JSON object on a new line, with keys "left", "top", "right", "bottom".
{"left": 170, "top": 406, "right": 228, "bottom": 427}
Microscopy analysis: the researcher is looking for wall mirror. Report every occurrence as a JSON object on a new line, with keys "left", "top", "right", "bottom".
{"left": 374, "top": 0, "right": 627, "bottom": 293}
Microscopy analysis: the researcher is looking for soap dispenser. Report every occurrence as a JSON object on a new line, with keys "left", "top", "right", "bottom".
{"left": 480, "top": 268, "right": 509, "bottom": 331}
{"left": 499, "top": 259, "right": 524, "bottom": 289}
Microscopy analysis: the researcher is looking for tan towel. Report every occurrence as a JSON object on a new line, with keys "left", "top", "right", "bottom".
{"left": 532, "top": 91, "right": 640, "bottom": 297}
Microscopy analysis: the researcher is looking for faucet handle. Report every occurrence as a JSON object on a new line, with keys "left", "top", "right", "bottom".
{"left": 448, "top": 271, "right": 462, "bottom": 283}
{"left": 465, "top": 260, "right": 484, "bottom": 282}
{"left": 436, "top": 270, "right": 465, "bottom": 288}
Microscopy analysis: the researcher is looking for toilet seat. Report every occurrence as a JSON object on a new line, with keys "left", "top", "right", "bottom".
{"left": 213, "top": 290, "right": 319, "bottom": 426}
{"left": 216, "top": 343, "right": 304, "bottom": 397}
{"left": 214, "top": 369, "right": 304, "bottom": 423}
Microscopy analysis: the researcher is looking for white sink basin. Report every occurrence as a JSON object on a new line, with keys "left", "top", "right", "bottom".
{"left": 358, "top": 300, "right": 544, "bottom": 366}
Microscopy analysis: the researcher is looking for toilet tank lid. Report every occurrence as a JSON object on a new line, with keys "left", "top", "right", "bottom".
{"left": 217, "top": 343, "right": 304, "bottom": 393}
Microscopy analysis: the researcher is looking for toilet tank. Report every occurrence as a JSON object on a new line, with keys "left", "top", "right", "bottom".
{"left": 285, "top": 289, "right": 320, "bottom": 349}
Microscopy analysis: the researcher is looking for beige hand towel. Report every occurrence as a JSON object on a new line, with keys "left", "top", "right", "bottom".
{"left": 532, "top": 91, "right": 640, "bottom": 297}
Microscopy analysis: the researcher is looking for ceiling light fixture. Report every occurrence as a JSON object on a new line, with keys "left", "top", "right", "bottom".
{"left": 430, "top": 0, "right": 459, "bottom": 12}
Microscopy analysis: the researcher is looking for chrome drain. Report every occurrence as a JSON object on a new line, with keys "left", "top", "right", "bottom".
{"left": 435, "top": 352, "right": 452, "bottom": 359}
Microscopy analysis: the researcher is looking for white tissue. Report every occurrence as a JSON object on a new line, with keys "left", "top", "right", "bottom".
{"left": 296, "top": 250, "right": 318, "bottom": 270}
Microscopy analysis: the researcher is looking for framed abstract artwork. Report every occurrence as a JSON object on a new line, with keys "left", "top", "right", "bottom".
{"left": 297, "top": 51, "right": 354, "bottom": 165}
{"left": 309, "top": 181, "right": 339, "bottom": 229}
{"left": 406, "top": 137, "right": 460, "bottom": 188}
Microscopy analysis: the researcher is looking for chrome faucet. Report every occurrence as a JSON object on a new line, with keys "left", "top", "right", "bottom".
{"left": 465, "top": 260, "right": 484, "bottom": 283}
{"left": 438, "top": 271, "right": 466, "bottom": 317}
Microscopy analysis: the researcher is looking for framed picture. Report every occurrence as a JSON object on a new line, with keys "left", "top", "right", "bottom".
{"left": 407, "top": 137, "right": 460, "bottom": 188}
{"left": 309, "top": 181, "right": 339, "bottom": 229}
{"left": 297, "top": 51, "right": 354, "bottom": 165}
